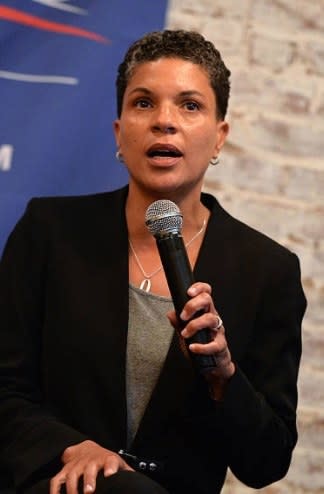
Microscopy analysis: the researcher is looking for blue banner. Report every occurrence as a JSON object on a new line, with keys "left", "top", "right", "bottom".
{"left": 0, "top": 0, "right": 168, "bottom": 254}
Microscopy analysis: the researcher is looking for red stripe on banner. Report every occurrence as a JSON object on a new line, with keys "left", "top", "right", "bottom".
{"left": 0, "top": 6, "right": 109, "bottom": 43}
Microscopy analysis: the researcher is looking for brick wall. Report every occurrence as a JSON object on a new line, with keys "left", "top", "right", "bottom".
{"left": 166, "top": 1, "right": 324, "bottom": 492}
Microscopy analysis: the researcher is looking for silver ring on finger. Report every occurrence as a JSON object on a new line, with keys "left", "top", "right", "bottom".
{"left": 216, "top": 315, "right": 223, "bottom": 329}
{"left": 212, "top": 315, "right": 223, "bottom": 331}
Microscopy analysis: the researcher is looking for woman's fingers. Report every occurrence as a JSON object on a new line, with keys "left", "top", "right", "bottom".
{"left": 82, "top": 461, "right": 98, "bottom": 493}
{"left": 50, "top": 473, "right": 67, "bottom": 494}
{"left": 64, "top": 469, "right": 81, "bottom": 494}
{"left": 50, "top": 441, "right": 134, "bottom": 494}
{"left": 180, "top": 311, "right": 221, "bottom": 338}
{"left": 180, "top": 283, "right": 215, "bottom": 321}
{"left": 103, "top": 453, "right": 125, "bottom": 477}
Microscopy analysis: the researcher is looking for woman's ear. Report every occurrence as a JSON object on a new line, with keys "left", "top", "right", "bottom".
{"left": 113, "top": 119, "right": 121, "bottom": 147}
{"left": 214, "top": 120, "right": 229, "bottom": 155}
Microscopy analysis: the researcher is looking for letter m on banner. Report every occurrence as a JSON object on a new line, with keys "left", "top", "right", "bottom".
{"left": 0, "top": 145, "right": 13, "bottom": 171}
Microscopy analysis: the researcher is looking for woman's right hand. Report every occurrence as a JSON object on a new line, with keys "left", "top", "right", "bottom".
{"left": 50, "top": 440, "right": 134, "bottom": 494}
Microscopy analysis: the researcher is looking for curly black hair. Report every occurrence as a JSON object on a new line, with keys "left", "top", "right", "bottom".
{"left": 116, "top": 29, "right": 231, "bottom": 120}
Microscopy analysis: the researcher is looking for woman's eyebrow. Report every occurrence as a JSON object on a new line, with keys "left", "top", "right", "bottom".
{"left": 177, "top": 90, "right": 205, "bottom": 99}
{"left": 128, "top": 87, "right": 152, "bottom": 96}
{"left": 128, "top": 88, "right": 205, "bottom": 98}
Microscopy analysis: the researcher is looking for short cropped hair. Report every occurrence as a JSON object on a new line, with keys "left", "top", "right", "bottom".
{"left": 116, "top": 29, "right": 231, "bottom": 120}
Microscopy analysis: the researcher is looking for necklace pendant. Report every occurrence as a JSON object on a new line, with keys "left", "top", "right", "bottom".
{"left": 140, "top": 278, "right": 151, "bottom": 292}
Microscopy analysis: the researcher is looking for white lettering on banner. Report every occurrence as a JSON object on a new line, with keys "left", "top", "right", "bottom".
{"left": 0, "top": 145, "right": 14, "bottom": 172}
{"left": 32, "top": 0, "right": 88, "bottom": 15}
{"left": 0, "top": 71, "right": 79, "bottom": 86}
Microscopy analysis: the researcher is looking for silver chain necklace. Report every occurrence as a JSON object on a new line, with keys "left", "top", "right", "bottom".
{"left": 129, "top": 218, "right": 207, "bottom": 292}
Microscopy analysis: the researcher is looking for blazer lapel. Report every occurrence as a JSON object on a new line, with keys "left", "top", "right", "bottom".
{"left": 86, "top": 187, "right": 130, "bottom": 447}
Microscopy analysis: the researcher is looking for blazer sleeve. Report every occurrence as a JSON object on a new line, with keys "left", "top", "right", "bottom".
{"left": 218, "top": 251, "right": 306, "bottom": 488}
{"left": 0, "top": 201, "right": 88, "bottom": 488}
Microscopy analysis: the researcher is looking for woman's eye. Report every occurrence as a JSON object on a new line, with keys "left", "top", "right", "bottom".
{"left": 184, "top": 101, "right": 200, "bottom": 111}
{"left": 135, "top": 99, "right": 152, "bottom": 109}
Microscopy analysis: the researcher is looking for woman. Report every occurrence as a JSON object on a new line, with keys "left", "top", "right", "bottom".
{"left": 0, "top": 30, "right": 306, "bottom": 494}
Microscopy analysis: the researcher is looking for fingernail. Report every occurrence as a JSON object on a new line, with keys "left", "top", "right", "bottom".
{"left": 180, "top": 310, "right": 187, "bottom": 321}
{"left": 85, "top": 484, "right": 94, "bottom": 492}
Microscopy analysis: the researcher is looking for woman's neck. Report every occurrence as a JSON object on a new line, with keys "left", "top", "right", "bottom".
{"left": 125, "top": 186, "right": 209, "bottom": 242}
{"left": 126, "top": 188, "right": 210, "bottom": 296}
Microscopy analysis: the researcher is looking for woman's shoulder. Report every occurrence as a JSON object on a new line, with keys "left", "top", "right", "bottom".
{"left": 202, "top": 191, "right": 298, "bottom": 265}
{"left": 26, "top": 186, "right": 128, "bottom": 217}
{"left": 3, "top": 187, "right": 128, "bottom": 253}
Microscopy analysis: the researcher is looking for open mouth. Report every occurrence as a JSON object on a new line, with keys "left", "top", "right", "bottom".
{"left": 147, "top": 144, "right": 183, "bottom": 159}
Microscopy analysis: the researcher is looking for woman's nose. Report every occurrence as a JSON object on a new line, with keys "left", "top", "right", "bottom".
{"left": 151, "top": 104, "right": 177, "bottom": 134}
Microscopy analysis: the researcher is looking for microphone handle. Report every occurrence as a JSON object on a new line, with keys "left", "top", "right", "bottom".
{"left": 156, "top": 233, "right": 217, "bottom": 374}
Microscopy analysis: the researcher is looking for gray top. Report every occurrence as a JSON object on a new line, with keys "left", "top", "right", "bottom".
{"left": 126, "top": 284, "right": 174, "bottom": 447}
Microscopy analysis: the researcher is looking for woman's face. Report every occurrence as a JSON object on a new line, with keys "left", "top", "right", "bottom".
{"left": 114, "top": 57, "right": 229, "bottom": 199}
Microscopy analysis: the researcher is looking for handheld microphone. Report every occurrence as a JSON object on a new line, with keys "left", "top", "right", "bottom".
{"left": 145, "top": 200, "right": 217, "bottom": 374}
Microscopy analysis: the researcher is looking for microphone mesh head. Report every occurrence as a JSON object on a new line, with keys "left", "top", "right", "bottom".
{"left": 145, "top": 200, "right": 183, "bottom": 236}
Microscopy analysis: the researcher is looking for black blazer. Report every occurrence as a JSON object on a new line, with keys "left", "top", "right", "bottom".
{"left": 0, "top": 186, "right": 306, "bottom": 493}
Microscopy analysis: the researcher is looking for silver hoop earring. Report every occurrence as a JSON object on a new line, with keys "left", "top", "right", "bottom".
{"left": 210, "top": 156, "right": 220, "bottom": 166}
{"left": 116, "top": 150, "right": 124, "bottom": 163}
